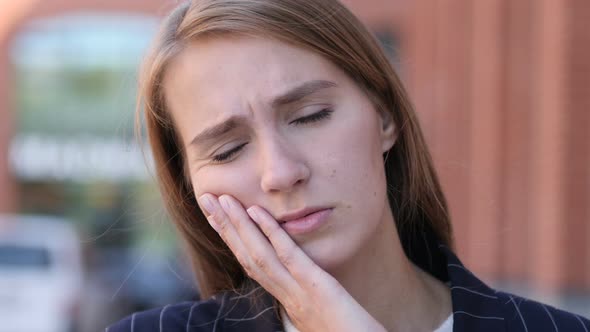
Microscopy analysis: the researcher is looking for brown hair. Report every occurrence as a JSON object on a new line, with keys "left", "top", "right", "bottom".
{"left": 138, "top": 0, "right": 453, "bottom": 299}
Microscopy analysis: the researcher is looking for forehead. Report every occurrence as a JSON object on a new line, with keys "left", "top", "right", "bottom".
{"left": 163, "top": 36, "right": 347, "bottom": 112}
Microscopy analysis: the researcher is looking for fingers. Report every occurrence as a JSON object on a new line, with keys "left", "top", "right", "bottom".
{"left": 198, "top": 193, "right": 297, "bottom": 301}
{"left": 219, "top": 195, "right": 298, "bottom": 288}
{"left": 246, "top": 205, "right": 333, "bottom": 290}
{"left": 198, "top": 194, "right": 251, "bottom": 268}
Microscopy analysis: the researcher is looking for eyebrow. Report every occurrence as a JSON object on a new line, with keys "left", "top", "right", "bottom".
{"left": 271, "top": 79, "right": 337, "bottom": 108}
{"left": 189, "top": 115, "right": 247, "bottom": 146}
{"left": 189, "top": 79, "right": 337, "bottom": 146}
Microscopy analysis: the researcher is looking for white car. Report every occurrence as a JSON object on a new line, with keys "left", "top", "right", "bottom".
{"left": 0, "top": 215, "right": 84, "bottom": 332}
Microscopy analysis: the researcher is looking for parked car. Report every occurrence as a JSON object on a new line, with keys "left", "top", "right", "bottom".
{"left": 0, "top": 215, "right": 84, "bottom": 332}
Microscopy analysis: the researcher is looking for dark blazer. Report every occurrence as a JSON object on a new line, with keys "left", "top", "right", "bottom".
{"left": 106, "top": 244, "right": 590, "bottom": 331}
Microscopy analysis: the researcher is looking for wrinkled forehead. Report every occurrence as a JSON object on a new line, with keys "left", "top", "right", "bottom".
{"left": 162, "top": 36, "right": 348, "bottom": 116}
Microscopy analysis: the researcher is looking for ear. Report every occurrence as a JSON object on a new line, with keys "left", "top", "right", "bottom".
{"left": 379, "top": 110, "right": 397, "bottom": 153}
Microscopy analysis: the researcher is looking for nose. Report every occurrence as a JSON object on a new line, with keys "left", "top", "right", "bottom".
{"left": 259, "top": 136, "right": 310, "bottom": 193}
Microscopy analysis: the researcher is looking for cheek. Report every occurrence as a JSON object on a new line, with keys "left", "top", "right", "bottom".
{"left": 191, "top": 166, "right": 259, "bottom": 205}
{"left": 326, "top": 119, "right": 386, "bottom": 219}
{"left": 334, "top": 122, "right": 383, "bottom": 175}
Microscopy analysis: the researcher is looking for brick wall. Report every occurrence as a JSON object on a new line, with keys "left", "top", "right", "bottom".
{"left": 349, "top": 0, "right": 590, "bottom": 292}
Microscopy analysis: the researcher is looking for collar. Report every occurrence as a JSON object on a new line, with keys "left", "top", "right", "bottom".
{"left": 438, "top": 243, "right": 507, "bottom": 332}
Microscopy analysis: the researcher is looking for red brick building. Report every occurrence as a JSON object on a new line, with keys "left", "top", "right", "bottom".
{"left": 0, "top": 0, "right": 589, "bottom": 294}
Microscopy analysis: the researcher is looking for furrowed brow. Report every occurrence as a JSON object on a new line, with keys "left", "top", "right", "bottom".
{"left": 271, "top": 80, "right": 337, "bottom": 108}
{"left": 189, "top": 80, "right": 336, "bottom": 147}
{"left": 189, "top": 115, "right": 247, "bottom": 146}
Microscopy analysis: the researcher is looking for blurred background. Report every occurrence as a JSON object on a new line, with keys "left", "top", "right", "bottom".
{"left": 0, "top": 0, "right": 588, "bottom": 331}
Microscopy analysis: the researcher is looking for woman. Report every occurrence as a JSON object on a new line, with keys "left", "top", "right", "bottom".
{"left": 108, "top": 0, "right": 590, "bottom": 331}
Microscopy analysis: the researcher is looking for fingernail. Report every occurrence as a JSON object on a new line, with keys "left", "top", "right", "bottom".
{"left": 246, "top": 207, "right": 258, "bottom": 222}
{"left": 207, "top": 216, "right": 220, "bottom": 232}
{"left": 219, "top": 195, "right": 231, "bottom": 213}
{"left": 199, "top": 195, "right": 216, "bottom": 215}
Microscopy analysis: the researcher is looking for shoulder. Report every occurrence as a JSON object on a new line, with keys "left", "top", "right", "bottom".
{"left": 105, "top": 288, "right": 282, "bottom": 332}
{"left": 494, "top": 291, "right": 590, "bottom": 332}
{"left": 105, "top": 296, "right": 226, "bottom": 332}
{"left": 438, "top": 244, "right": 589, "bottom": 331}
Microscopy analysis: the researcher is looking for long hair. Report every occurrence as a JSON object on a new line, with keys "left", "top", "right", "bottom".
{"left": 138, "top": 0, "right": 453, "bottom": 299}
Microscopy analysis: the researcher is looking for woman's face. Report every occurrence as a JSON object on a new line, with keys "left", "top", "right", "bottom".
{"left": 164, "top": 36, "right": 396, "bottom": 270}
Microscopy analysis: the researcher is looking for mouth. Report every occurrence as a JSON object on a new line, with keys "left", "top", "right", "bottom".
{"left": 277, "top": 208, "right": 333, "bottom": 235}
{"left": 277, "top": 207, "right": 332, "bottom": 224}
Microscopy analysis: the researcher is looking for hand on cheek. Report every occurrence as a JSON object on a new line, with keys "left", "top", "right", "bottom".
{"left": 197, "top": 193, "right": 387, "bottom": 332}
{"left": 197, "top": 192, "right": 298, "bottom": 300}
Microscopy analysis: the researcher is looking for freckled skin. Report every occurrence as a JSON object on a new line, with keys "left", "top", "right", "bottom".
{"left": 164, "top": 36, "right": 396, "bottom": 272}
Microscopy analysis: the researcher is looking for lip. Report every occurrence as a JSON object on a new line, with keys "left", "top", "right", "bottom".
{"left": 277, "top": 207, "right": 331, "bottom": 223}
{"left": 278, "top": 208, "right": 333, "bottom": 236}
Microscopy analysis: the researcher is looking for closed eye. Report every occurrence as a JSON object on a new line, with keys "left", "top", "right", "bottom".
{"left": 289, "top": 109, "right": 333, "bottom": 125}
{"left": 210, "top": 109, "right": 333, "bottom": 164}
{"left": 211, "top": 142, "right": 248, "bottom": 163}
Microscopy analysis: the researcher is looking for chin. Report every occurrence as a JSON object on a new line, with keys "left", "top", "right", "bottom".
{"left": 298, "top": 235, "right": 360, "bottom": 272}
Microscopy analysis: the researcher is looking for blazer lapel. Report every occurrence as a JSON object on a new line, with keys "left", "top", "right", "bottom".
{"left": 439, "top": 244, "right": 507, "bottom": 332}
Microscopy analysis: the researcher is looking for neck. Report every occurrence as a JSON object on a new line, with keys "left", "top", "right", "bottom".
{"left": 328, "top": 207, "right": 452, "bottom": 332}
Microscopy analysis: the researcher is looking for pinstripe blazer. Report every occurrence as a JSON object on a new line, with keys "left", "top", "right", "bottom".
{"left": 106, "top": 244, "right": 590, "bottom": 331}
